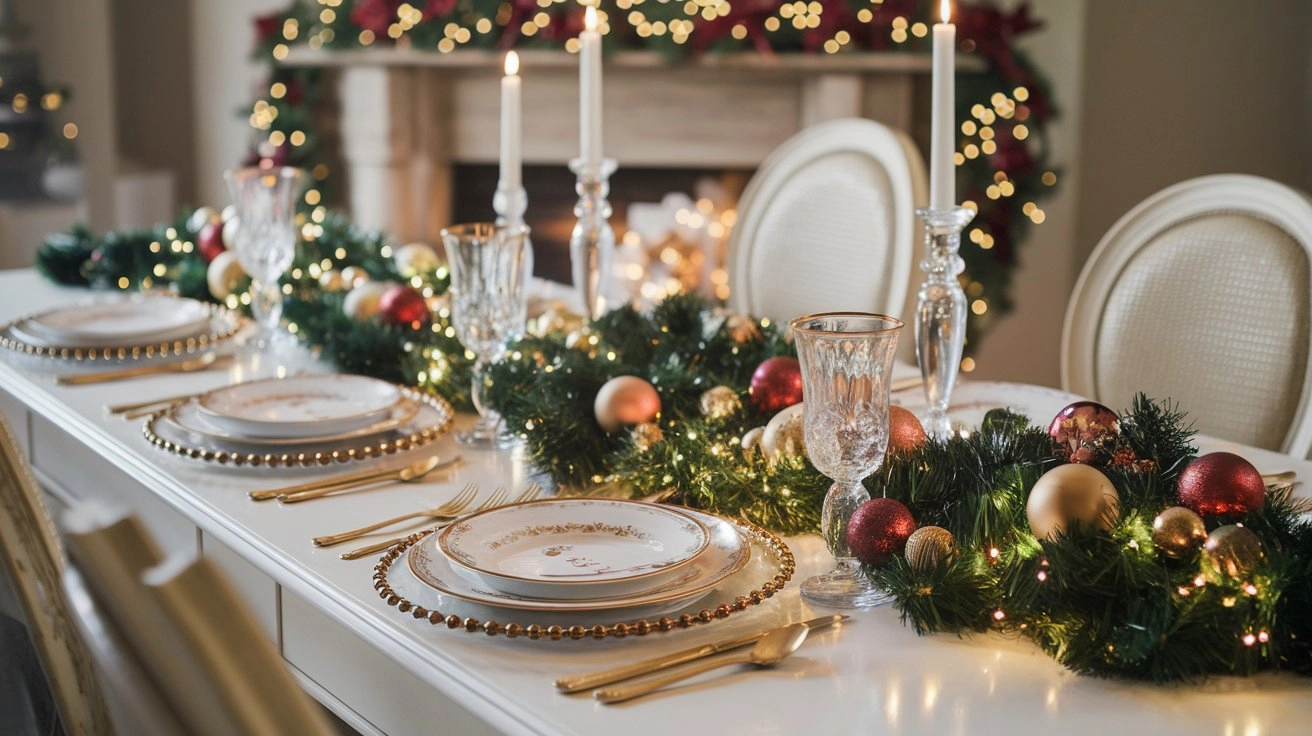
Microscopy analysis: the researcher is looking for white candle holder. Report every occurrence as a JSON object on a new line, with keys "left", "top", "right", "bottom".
{"left": 568, "top": 157, "right": 617, "bottom": 320}
{"left": 493, "top": 182, "right": 533, "bottom": 337}
{"left": 914, "top": 205, "right": 975, "bottom": 440}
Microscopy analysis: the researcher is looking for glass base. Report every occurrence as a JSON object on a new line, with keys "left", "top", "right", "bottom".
{"left": 455, "top": 418, "right": 519, "bottom": 449}
{"left": 800, "top": 559, "right": 894, "bottom": 609}
{"left": 922, "top": 409, "right": 953, "bottom": 441}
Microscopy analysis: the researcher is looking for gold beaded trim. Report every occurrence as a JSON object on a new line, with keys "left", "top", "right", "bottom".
{"left": 372, "top": 518, "right": 796, "bottom": 640}
{"left": 0, "top": 300, "right": 245, "bottom": 361}
{"left": 141, "top": 386, "right": 454, "bottom": 469}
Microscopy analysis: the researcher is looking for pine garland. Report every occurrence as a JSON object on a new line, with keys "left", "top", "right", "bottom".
{"left": 870, "top": 396, "right": 1312, "bottom": 682}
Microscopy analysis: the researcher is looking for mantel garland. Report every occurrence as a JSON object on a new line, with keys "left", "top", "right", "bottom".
{"left": 247, "top": 0, "right": 1058, "bottom": 353}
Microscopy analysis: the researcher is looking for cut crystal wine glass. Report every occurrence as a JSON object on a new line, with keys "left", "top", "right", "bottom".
{"left": 789, "top": 312, "right": 903, "bottom": 609}
{"left": 222, "top": 166, "right": 304, "bottom": 349}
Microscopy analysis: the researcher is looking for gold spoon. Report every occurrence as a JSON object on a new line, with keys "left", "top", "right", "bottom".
{"left": 593, "top": 623, "right": 810, "bottom": 704}
{"left": 56, "top": 352, "right": 219, "bottom": 386}
{"left": 247, "top": 455, "right": 455, "bottom": 502}
{"left": 278, "top": 455, "right": 454, "bottom": 503}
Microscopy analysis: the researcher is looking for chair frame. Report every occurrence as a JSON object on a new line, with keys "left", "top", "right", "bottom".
{"left": 1062, "top": 173, "right": 1312, "bottom": 456}
{"left": 727, "top": 117, "right": 927, "bottom": 323}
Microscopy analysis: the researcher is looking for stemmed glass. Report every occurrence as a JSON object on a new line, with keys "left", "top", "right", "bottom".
{"left": 440, "top": 222, "right": 530, "bottom": 447}
{"left": 223, "top": 167, "right": 304, "bottom": 348}
{"left": 789, "top": 312, "right": 904, "bottom": 609}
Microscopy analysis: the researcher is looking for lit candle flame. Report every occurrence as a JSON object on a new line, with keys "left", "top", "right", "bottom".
{"left": 940, "top": 0, "right": 951, "bottom": 23}
{"left": 504, "top": 50, "right": 519, "bottom": 76}
{"left": 585, "top": 4, "right": 597, "bottom": 32}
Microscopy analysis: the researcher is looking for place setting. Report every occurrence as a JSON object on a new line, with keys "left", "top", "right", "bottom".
{"left": 0, "top": 292, "right": 245, "bottom": 382}
{"left": 124, "top": 372, "right": 455, "bottom": 470}
{"left": 375, "top": 496, "right": 797, "bottom": 641}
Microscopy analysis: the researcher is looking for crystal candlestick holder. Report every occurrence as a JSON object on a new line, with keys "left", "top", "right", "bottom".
{"left": 914, "top": 206, "right": 975, "bottom": 441}
{"left": 493, "top": 182, "right": 533, "bottom": 339}
{"left": 568, "top": 157, "right": 617, "bottom": 320}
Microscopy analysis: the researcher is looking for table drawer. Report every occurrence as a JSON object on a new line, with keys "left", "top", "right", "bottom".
{"left": 282, "top": 589, "right": 497, "bottom": 736}
{"left": 29, "top": 414, "right": 198, "bottom": 556}
{"left": 200, "top": 531, "right": 279, "bottom": 641}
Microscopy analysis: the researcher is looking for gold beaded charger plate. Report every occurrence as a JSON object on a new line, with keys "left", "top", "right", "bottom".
{"left": 0, "top": 296, "right": 243, "bottom": 362}
{"left": 373, "top": 509, "right": 795, "bottom": 640}
{"left": 143, "top": 384, "right": 453, "bottom": 469}
{"left": 163, "top": 395, "right": 421, "bottom": 448}
{"left": 437, "top": 498, "right": 713, "bottom": 600}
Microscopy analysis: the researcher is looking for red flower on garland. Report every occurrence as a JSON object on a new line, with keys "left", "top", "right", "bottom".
{"left": 253, "top": 11, "right": 282, "bottom": 45}
{"left": 351, "top": 0, "right": 402, "bottom": 38}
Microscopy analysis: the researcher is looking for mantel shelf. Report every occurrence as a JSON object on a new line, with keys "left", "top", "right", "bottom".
{"left": 285, "top": 46, "right": 984, "bottom": 73}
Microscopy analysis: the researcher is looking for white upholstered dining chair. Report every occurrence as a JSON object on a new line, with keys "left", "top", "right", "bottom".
{"left": 0, "top": 414, "right": 115, "bottom": 735}
{"left": 1062, "top": 174, "right": 1312, "bottom": 457}
{"left": 61, "top": 505, "right": 337, "bottom": 736}
{"left": 727, "top": 117, "right": 927, "bottom": 347}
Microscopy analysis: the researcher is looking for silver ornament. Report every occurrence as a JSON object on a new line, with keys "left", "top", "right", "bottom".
{"left": 1203, "top": 524, "right": 1264, "bottom": 578}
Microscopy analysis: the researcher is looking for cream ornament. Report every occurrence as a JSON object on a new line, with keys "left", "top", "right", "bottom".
{"left": 593, "top": 376, "right": 662, "bottom": 433}
{"left": 206, "top": 250, "right": 246, "bottom": 300}
{"left": 342, "top": 281, "right": 389, "bottom": 320}
{"left": 393, "top": 242, "right": 441, "bottom": 277}
{"left": 341, "top": 266, "right": 369, "bottom": 287}
{"left": 1026, "top": 463, "right": 1121, "bottom": 541}
{"left": 187, "top": 206, "right": 220, "bottom": 233}
{"left": 220, "top": 204, "right": 237, "bottom": 223}
{"left": 221, "top": 215, "right": 241, "bottom": 249}
{"left": 761, "top": 402, "right": 806, "bottom": 460}
{"left": 318, "top": 269, "right": 347, "bottom": 292}
{"left": 740, "top": 426, "right": 766, "bottom": 456}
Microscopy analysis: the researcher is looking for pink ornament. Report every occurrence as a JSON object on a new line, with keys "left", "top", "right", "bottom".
{"left": 748, "top": 356, "right": 803, "bottom": 414}
{"left": 889, "top": 406, "right": 928, "bottom": 454}
{"left": 1048, "top": 401, "right": 1119, "bottom": 464}
{"left": 593, "top": 376, "right": 661, "bottom": 433}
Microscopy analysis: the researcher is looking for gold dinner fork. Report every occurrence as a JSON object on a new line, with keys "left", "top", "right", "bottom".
{"left": 338, "top": 483, "right": 543, "bottom": 560}
{"left": 311, "top": 483, "right": 480, "bottom": 548}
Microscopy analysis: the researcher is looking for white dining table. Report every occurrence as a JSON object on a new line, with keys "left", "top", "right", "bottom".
{"left": 1, "top": 267, "right": 1310, "bottom": 736}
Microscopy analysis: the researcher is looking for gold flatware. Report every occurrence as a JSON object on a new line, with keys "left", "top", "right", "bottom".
{"left": 106, "top": 390, "right": 202, "bottom": 416}
{"left": 1262, "top": 471, "right": 1297, "bottom": 485}
{"left": 594, "top": 622, "right": 810, "bottom": 704}
{"left": 338, "top": 483, "right": 543, "bottom": 561}
{"left": 247, "top": 455, "right": 459, "bottom": 502}
{"left": 554, "top": 614, "right": 846, "bottom": 693}
{"left": 56, "top": 353, "right": 220, "bottom": 386}
{"left": 311, "top": 482, "right": 480, "bottom": 547}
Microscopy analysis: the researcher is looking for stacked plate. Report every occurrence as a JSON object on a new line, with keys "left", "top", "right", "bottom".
{"left": 408, "top": 498, "right": 752, "bottom": 615}
{"left": 0, "top": 294, "right": 240, "bottom": 357}
{"left": 146, "top": 374, "right": 453, "bottom": 467}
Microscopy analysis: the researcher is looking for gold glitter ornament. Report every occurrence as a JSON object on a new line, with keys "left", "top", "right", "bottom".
{"left": 699, "top": 386, "right": 742, "bottom": 419}
{"left": 1151, "top": 506, "right": 1207, "bottom": 559}
{"left": 1203, "top": 524, "right": 1264, "bottom": 578}
{"left": 631, "top": 422, "right": 664, "bottom": 452}
{"left": 318, "top": 268, "right": 347, "bottom": 291}
{"left": 725, "top": 313, "right": 761, "bottom": 344}
{"left": 904, "top": 526, "right": 957, "bottom": 573}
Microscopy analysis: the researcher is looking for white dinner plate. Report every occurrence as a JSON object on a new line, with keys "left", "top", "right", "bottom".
{"left": 196, "top": 374, "right": 401, "bottom": 439}
{"left": 17, "top": 296, "right": 213, "bottom": 348}
{"left": 164, "top": 396, "right": 420, "bottom": 447}
{"left": 409, "top": 507, "right": 749, "bottom": 613}
{"left": 438, "top": 498, "right": 711, "bottom": 600}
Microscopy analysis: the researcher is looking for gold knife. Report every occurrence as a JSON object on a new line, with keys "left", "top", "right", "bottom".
{"left": 553, "top": 614, "right": 848, "bottom": 693}
{"left": 56, "top": 353, "right": 219, "bottom": 386}
{"left": 248, "top": 455, "right": 459, "bottom": 501}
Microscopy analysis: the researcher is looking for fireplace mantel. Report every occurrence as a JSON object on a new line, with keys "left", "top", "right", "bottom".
{"left": 287, "top": 48, "right": 977, "bottom": 242}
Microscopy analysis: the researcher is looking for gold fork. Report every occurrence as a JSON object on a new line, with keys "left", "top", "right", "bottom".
{"left": 338, "top": 483, "right": 543, "bottom": 561}
{"left": 312, "top": 483, "right": 480, "bottom": 548}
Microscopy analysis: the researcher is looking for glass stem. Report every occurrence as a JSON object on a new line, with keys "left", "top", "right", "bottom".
{"left": 822, "top": 480, "right": 871, "bottom": 560}
{"left": 250, "top": 277, "right": 283, "bottom": 333}
{"left": 470, "top": 360, "right": 502, "bottom": 435}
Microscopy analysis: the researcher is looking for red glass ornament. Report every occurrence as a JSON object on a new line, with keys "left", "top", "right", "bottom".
{"left": 378, "top": 284, "right": 430, "bottom": 327}
{"left": 197, "top": 221, "right": 226, "bottom": 263}
{"left": 889, "top": 406, "right": 928, "bottom": 453}
{"left": 1048, "top": 400, "right": 1119, "bottom": 464}
{"left": 748, "top": 356, "right": 803, "bottom": 414}
{"left": 1177, "top": 452, "right": 1265, "bottom": 518}
{"left": 845, "top": 497, "right": 917, "bottom": 568}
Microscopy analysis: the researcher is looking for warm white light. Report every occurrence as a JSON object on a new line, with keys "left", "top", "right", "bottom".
{"left": 504, "top": 50, "right": 520, "bottom": 76}
{"left": 585, "top": 5, "right": 598, "bottom": 32}
{"left": 940, "top": 0, "right": 951, "bottom": 23}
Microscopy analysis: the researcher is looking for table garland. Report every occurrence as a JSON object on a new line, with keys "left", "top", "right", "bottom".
{"left": 33, "top": 213, "right": 1312, "bottom": 682}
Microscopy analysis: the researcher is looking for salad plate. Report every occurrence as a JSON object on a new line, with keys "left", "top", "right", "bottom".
{"left": 196, "top": 374, "right": 401, "bottom": 439}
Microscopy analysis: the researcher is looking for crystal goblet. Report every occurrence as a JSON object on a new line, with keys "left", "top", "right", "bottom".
{"left": 440, "top": 222, "right": 530, "bottom": 447}
{"left": 222, "top": 166, "right": 304, "bottom": 349}
{"left": 789, "top": 312, "right": 903, "bottom": 609}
